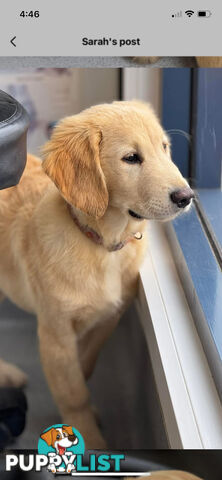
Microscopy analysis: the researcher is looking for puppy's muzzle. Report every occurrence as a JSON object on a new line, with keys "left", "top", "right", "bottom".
{"left": 170, "top": 187, "right": 194, "bottom": 209}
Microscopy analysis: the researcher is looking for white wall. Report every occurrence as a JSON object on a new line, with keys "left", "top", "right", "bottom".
{"left": 123, "top": 68, "right": 162, "bottom": 116}
{"left": 78, "top": 68, "right": 119, "bottom": 110}
{"left": 0, "top": 68, "right": 120, "bottom": 154}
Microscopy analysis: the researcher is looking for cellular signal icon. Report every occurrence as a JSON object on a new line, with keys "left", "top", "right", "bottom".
{"left": 185, "top": 10, "right": 195, "bottom": 17}
{"left": 171, "top": 10, "right": 182, "bottom": 18}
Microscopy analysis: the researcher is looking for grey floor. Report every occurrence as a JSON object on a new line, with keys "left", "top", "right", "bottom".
{"left": 0, "top": 56, "right": 196, "bottom": 70}
{"left": 0, "top": 299, "right": 167, "bottom": 449}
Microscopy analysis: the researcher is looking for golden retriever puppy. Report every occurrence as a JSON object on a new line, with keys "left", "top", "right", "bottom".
{"left": 127, "top": 472, "right": 202, "bottom": 480}
{"left": 0, "top": 101, "right": 194, "bottom": 447}
{"left": 133, "top": 56, "right": 222, "bottom": 67}
{"left": 196, "top": 57, "right": 222, "bottom": 67}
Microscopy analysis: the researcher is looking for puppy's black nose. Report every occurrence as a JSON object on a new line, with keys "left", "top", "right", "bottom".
{"left": 170, "top": 187, "right": 194, "bottom": 208}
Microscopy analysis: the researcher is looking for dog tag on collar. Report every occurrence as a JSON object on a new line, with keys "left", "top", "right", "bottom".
{"left": 134, "top": 232, "right": 143, "bottom": 240}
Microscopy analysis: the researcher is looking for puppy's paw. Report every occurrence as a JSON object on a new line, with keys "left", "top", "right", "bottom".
{"left": 67, "top": 464, "right": 75, "bottom": 474}
{"left": 47, "top": 464, "right": 57, "bottom": 474}
{"left": 132, "top": 56, "right": 160, "bottom": 64}
{"left": 0, "top": 359, "right": 28, "bottom": 388}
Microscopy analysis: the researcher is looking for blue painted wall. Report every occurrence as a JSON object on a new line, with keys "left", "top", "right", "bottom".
{"left": 162, "top": 69, "right": 192, "bottom": 178}
{"left": 191, "top": 69, "right": 222, "bottom": 188}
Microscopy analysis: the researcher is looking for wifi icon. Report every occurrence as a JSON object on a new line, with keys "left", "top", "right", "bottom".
{"left": 185, "top": 10, "right": 195, "bottom": 17}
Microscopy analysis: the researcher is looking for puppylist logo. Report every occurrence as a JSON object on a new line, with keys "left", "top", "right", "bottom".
{"left": 38, "top": 424, "right": 84, "bottom": 474}
{"left": 5, "top": 424, "right": 126, "bottom": 475}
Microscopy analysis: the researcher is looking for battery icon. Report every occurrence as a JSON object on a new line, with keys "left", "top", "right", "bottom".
{"left": 198, "top": 10, "right": 212, "bottom": 17}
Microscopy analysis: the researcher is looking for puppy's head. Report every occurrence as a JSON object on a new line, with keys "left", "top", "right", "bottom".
{"left": 42, "top": 101, "right": 193, "bottom": 221}
{"left": 41, "top": 425, "right": 78, "bottom": 453}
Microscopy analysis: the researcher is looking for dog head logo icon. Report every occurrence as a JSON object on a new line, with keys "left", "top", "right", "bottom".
{"left": 38, "top": 424, "right": 85, "bottom": 474}
{"left": 41, "top": 425, "right": 78, "bottom": 455}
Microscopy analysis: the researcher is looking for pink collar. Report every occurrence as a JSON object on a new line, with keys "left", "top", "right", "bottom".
{"left": 67, "top": 204, "right": 143, "bottom": 252}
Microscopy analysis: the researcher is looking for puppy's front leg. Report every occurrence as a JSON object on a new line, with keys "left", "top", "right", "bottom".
{"left": 79, "top": 315, "right": 120, "bottom": 379}
{"left": 38, "top": 315, "right": 106, "bottom": 448}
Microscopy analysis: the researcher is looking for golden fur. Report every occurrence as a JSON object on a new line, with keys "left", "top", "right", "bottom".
{"left": 134, "top": 56, "right": 222, "bottom": 67}
{"left": 0, "top": 101, "right": 191, "bottom": 447}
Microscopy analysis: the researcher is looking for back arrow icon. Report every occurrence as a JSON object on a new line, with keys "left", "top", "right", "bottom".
{"left": 10, "top": 36, "right": 16, "bottom": 47}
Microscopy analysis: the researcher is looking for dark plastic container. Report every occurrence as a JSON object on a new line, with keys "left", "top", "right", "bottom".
{"left": 0, "top": 90, "right": 29, "bottom": 190}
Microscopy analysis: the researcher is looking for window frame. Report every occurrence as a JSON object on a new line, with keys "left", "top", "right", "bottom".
{"left": 162, "top": 67, "right": 222, "bottom": 383}
{"left": 123, "top": 67, "right": 222, "bottom": 447}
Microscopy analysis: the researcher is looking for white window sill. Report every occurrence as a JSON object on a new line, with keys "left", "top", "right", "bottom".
{"left": 136, "top": 221, "right": 222, "bottom": 449}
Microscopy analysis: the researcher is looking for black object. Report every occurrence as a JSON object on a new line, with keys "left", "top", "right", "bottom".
{"left": 170, "top": 187, "right": 194, "bottom": 208}
{"left": 0, "top": 90, "right": 29, "bottom": 190}
{"left": 0, "top": 388, "right": 27, "bottom": 450}
{"left": 0, "top": 92, "right": 29, "bottom": 450}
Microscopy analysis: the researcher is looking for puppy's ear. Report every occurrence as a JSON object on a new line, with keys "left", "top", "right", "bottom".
{"left": 63, "top": 425, "right": 74, "bottom": 436}
{"left": 40, "top": 428, "right": 53, "bottom": 446}
{"left": 42, "top": 117, "right": 108, "bottom": 218}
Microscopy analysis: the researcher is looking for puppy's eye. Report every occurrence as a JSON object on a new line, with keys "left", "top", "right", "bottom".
{"left": 56, "top": 434, "right": 60, "bottom": 440}
{"left": 163, "top": 142, "right": 168, "bottom": 151}
{"left": 122, "top": 153, "right": 142, "bottom": 164}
